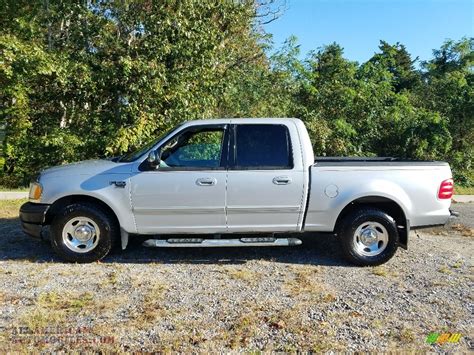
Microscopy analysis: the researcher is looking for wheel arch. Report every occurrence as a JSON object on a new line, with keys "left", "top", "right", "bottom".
{"left": 45, "top": 194, "right": 120, "bottom": 229}
{"left": 334, "top": 196, "right": 409, "bottom": 249}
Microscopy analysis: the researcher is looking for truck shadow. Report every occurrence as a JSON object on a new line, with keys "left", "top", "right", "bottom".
{"left": 111, "top": 234, "right": 350, "bottom": 266}
{"left": 0, "top": 216, "right": 352, "bottom": 267}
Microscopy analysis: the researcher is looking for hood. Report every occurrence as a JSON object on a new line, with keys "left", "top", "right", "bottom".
{"left": 40, "top": 159, "right": 132, "bottom": 179}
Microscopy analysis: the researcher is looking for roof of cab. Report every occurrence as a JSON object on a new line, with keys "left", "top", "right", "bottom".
{"left": 181, "top": 117, "right": 302, "bottom": 127}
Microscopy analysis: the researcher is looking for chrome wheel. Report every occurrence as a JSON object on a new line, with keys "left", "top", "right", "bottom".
{"left": 353, "top": 221, "right": 388, "bottom": 257}
{"left": 62, "top": 217, "right": 100, "bottom": 253}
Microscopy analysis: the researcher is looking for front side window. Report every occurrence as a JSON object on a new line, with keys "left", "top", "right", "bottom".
{"left": 118, "top": 124, "right": 183, "bottom": 162}
{"left": 160, "top": 127, "right": 225, "bottom": 169}
{"left": 234, "top": 124, "right": 293, "bottom": 169}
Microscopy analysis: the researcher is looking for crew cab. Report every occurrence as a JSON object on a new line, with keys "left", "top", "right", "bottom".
{"left": 19, "top": 118, "right": 455, "bottom": 265}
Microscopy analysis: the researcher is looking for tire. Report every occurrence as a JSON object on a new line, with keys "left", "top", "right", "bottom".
{"left": 337, "top": 208, "right": 399, "bottom": 266}
{"left": 50, "top": 203, "right": 118, "bottom": 263}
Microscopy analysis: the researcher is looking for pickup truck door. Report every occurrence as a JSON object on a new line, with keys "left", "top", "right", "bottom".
{"left": 129, "top": 124, "right": 229, "bottom": 234}
{"left": 226, "top": 123, "right": 306, "bottom": 232}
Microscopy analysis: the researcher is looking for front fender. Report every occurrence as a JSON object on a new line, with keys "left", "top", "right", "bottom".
{"left": 40, "top": 174, "right": 137, "bottom": 234}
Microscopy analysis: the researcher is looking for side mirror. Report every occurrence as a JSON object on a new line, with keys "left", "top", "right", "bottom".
{"left": 147, "top": 150, "right": 161, "bottom": 169}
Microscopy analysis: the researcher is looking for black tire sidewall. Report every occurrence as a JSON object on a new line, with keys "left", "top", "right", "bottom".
{"left": 340, "top": 209, "right": 399, "bottom": 266}
{"left": 50, "top": 203, "right": 116, "bottom": 263}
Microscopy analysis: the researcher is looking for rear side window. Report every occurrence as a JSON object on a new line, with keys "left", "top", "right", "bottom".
{"left": 234, "top": 124, "right": 293, "bottom": 169}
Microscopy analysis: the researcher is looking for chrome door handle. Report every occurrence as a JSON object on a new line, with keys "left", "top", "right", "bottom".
{"left": 196, "top": 178, "right": 217, "bottom": 186}
{"left": 273, "top": 176, "right": 291, "bottom": 185}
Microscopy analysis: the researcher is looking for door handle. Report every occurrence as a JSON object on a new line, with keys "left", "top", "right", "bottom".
{"left": 273, "top": 176, "right": 291, "bottom": 185}
{"left": 196, "top": 178, "right": 217, "bottom": 186}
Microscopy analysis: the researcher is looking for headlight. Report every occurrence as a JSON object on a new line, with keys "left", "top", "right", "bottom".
{"left": 29, "top": 182, "right": 43, "bottom": 201}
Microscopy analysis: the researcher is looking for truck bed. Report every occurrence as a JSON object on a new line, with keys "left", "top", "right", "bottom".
{"left": 305, "top": 159, "right": 452, "bottom": 232}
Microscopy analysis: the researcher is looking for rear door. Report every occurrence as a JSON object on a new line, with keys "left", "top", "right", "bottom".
{"left": 226, "top": 123, "right": 305, "bottom": 232}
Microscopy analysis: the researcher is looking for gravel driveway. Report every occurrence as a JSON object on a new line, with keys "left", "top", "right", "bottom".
{"left": 0, "top": 200, "right": 472, "bottom": 352}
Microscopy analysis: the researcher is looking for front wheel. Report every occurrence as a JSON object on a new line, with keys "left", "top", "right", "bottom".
{"left": 338, "top": 208, "right": 399, "bottom": 266}
{"left": 50, "top": 203, "right": 118, "bottom": 263}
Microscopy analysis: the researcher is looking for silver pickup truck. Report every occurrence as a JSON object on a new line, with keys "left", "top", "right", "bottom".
{"left": 20, "top": 118, "right": 455, "bottom": 265}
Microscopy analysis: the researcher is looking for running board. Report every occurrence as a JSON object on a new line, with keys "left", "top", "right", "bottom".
{"left": 143, "top": 237, "right": 302, "bottom": 248}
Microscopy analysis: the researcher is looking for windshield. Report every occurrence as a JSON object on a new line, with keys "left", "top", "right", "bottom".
{"left": 118, "top": 124, "right": 182, "bottom": 162}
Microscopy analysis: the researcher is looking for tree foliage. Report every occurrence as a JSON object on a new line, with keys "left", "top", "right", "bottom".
{"left": 0, "top": 1, "right": 472, "bottom": 186}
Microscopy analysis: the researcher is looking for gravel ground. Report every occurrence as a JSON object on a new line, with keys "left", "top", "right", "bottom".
{"left": 452, "top": 201, "right": 474, "bottom": 228}
{"left": 0, "top": 200, "right": 472, "bottom": 352}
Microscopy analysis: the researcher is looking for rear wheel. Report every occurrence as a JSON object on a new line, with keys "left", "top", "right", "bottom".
{"left": 50, "top": 203, "right": 118, "bottom": 263}
{"left": 338, "top": 208, "right": 399, "bottom": 266}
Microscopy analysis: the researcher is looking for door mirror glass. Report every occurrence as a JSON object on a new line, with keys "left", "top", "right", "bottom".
{"left": 147, "top": 150, "right": 161, "bottom": 168}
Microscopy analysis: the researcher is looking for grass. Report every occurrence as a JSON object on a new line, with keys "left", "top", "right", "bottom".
{"left": 15, "top": 288, "right": 123, "bottom": 352}
{"left": 21, "top": 308, "right": 65, "bottom": 332}
{"left": 438, "top": 265, "right": 452, "bottom": 274}
{"left": 107, "top": 270, "right": 119, "bottom": 286}
{"left": 19, "top": 292, "right": 86, "bottom": 332}
{"left": 451, "top": 224, "right": 474, "bottom": 237}
{"left": 220, "top": 299, "right": 340, "bottom": 352}
{"left": 0, "top": 198, "right": 27, "bottom": 218}
{"left": 129, "top": 281, "right": 169, "bottom": 326}
{"left": 0, "top": 186, "right": 29, "bottom": 192}
{"left": 393, "top": 327, "right": 416, "bottom": 343}
{"left": 284, "top": 266, "right": 336, "bottom": 303}
{"left": 372, "top": 266, "right": 389, "bottom": 277}
{"left": 451, "top": 259, "right": 464, "bottom": 269}
{"left": 284, "top": 266, "right": 321, "bottom": 293}
{"left": 224, "top": 268, "right": 262, "bottom": 285}
{"left": 437, "top": 259, "right": 464, "bottom": 275}
{"left": 455, "top": 185, "right": 474, "bottom": 195}
{"left": 227, "top": 312, "right": 260, "bottom": 349}
{"left": 264, "top": 305, "right": 339, "bottom": 352}
{"left": 128, "top": 265, "right": 339, "bottom": 352}
{"left": 38, "top": 291, "right": 95, "bottom": 311}
{"left": 20, "top": 289, "right": 126, "bottom": 334}
{"left": 372, "top": 265, "right": 399, "bottom": 278}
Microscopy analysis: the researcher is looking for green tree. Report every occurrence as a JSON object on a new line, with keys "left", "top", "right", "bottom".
{"left": 420, "top": 38, "right": 473, "bottom": 184}
{"left": 0, "top": 0, "right": 270, "bottom": 185}
{"left": 0, "top": 1, "right": 471, "bottom": 188}
{"left": 292, "top": 42, "right": 451, "bottom": 162}
{"left": 369, "top": 40, "right": 421, "bottom": 92}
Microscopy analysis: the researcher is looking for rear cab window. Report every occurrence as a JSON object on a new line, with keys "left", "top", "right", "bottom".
{"left": 233, "top": 124, "right": 293, "bottom": 170}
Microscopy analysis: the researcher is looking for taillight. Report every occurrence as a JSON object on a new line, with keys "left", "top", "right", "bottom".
{"left": 438, "top": 178, "right": 454, "bottom": 199}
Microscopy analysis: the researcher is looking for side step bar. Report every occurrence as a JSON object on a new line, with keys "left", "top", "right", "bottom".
{"left": 143, "top": 237, "right": 302, "bottom": 248}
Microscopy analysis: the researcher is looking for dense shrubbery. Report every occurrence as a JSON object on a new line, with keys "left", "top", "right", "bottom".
{"left": 0, "top": 1, "right": 472, "bottom": 187}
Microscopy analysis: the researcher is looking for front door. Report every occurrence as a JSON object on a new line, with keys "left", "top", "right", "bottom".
{"left": 130, "top": 124, "right": 229, "bottom": 234}
{"left": 226, "top": 123, "right": 305, "bottom": 232}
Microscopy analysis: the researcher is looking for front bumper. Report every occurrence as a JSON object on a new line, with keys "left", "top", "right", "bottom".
{"left": 19, "top": 202, "right": 50, "bottom": 238}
